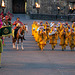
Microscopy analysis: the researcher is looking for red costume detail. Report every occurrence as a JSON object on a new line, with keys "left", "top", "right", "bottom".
{"left": 13, "top": 21, "right": 23, "bottom": 26}
{"left": 5, "top": 15, "right": 9, "bottom": 21}
{"left": 13, "top": 21, "right": 23, "bottom": 30}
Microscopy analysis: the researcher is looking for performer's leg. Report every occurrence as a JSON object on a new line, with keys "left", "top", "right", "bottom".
{"left": 62, "top": 46, "right": 64, "bottom": 51}
{"left": 21, "top": 38, "right": 24, "bottom": 50}
{"left": 14, "top": 29, "right": 17, "bottom": 39}
{"left": 17, "top": 39, "right": 19, "bottom": 50}
{"left": 14, "top": 29, "right": 16, "bottom": 39}
{"left": 23, "top": 35, "right": 26, "bottom": 40}
{"left": 23, "top": 32, "right": 26, "bottom": 40}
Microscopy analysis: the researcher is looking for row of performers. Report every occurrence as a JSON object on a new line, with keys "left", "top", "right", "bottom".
{"left": 32, "top": 21, "right": 75, "bottom": 51}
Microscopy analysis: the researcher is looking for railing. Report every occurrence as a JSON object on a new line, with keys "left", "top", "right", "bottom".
{"left": 30, "top": 14, "right": 75, "bottom": 22}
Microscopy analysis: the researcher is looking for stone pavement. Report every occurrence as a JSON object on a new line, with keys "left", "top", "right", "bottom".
{"left": 0, "top": 14, "right": 75, "bottom": 75}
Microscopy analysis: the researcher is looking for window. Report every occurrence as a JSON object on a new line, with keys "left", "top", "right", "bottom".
{"left": 34, "top": 0, "right": 37, "bottom": 3}
{"left": 34, "top": 0, "right": 40, "bottom": 5}
{"left": 34, "top": 0, "right": 40, "bottom": 4}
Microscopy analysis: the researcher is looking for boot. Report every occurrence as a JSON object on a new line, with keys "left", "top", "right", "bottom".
{"left": 23, "top": 36, "right": 26, "bottom": 40}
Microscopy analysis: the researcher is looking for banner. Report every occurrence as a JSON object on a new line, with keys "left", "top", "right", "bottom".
{"left": 0, "top": 26, "right": 12, "bottom": 37}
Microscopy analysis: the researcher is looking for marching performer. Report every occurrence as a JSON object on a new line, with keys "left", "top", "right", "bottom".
{"left": 34, "top": 21, "right": 44, "bottom": 42}
{"left": 68, "top": 29, "right": 75, "bottom": 50}
{"left": 57, "top": 22, "right": 61, "bottom": 38}
{"left": 35, "top": 23, "right": 41, "bottom": 42}
{"left": 32, "top": 21, "right": 36, "bottom": 36}
{"left": 38, "top": 27, "right": 47, "bottom": 51}
{"left": 34, "top": 22, "right": 38, "bottom": 39}
{"left": 34, "top": 22, "right": 39, "bottom": 42}
{"left": 59, "top": 27, "right": 68, "bottom": 51}
{"left": 44, "top": 21, "right": 50, "bottom": 41}
{"left": 49, "top": 26, "right": 58, "bottom": 50}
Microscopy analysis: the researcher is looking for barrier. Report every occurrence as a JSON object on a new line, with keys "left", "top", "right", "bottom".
{"left": 30, "top": 14, "right": 75, "bottom": 21}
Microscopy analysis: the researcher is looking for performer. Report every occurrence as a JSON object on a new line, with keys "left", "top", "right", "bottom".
{"left": 68, "top": 29, "right": 74, "bottom": 50}
{"left": 33, "top": 22, "right": 38, "bottom": 39}
{"left": 34, "top": 23, "right": 40, "bottom": 42}
{"left": 38, "top": 28, "right": 47, "bottom": 50}
{"left": 56, "top": 22, "right": 61, "bottom": 38}
{"left": 5, "top": 13, "right": 9, "bottom": 25}
{"left": 13, "top": 17, "right": 23, "bottom": 29}
{"left": 40, "top": 21, "right": 43, "bottom": 26}
{"left": 59, "top": 27, "right": 68, "bottom": 51}
{"left": 44, "top": 21, "right": 50, "bottom": 41}
{"left": 59, "top": 23, "right": 65, "bottom": 38}
{"left": 32, "top": 21, "right": 36, "bottom": 36}
{"left": 13, "top": 17, "right": 24, "bottom": 39}
{"left": 8, "top": 11, "right": 14, "bottom": 25}
{"left": 49, "top": 26, "right": 58, "bottom": 50}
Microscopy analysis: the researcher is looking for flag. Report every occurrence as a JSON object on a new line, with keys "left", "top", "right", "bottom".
{"left": 0, "top": 26, "right": 12, "bottom": 37}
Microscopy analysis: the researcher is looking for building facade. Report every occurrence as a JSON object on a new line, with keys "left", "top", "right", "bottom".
{"left": 0, "top": 0, "right": 75, "bottom": 15}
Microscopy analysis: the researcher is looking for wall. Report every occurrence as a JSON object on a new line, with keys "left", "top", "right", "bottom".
{"left": 0, "top": 0, "right": 72, "bottom": 15}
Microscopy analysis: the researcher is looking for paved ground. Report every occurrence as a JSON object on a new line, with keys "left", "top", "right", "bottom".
{"left": 0, "top": 14, "right": 75, "bottom": 75}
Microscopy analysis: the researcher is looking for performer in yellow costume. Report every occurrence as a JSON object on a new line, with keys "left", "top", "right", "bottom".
{"left": 33, "top": 22, "right": 38, "bottom": 39}
{"left": 34, "top": 23, "right": 40, "bottom": 42}
{"left": 38, "top": 27, "right": 47, "bottom": 51}
{"left": 59, "top": 27, "right": 68, "bottom": 51}
{"left": 49, "top": 26, "right": 58, "bottom": 50}
{"left": 44, "top": 21, "right": 50, "bottom": 41}
{"left": 72, "top": 22, "right": 75, "bottom": 28}
{"left": 32, "top": 21, "right": 36, "bottom": 36}
{"left": 57, "top": 22, "right": 62, "bottom": 38}
{"left": 68, "top": 29, "right": 75, "bottom": 50}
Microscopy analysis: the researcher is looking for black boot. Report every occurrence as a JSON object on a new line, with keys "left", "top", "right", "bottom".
{"left": 14, "top": 30, "right": 16, "bottom": 39}
{"left": 23, "top": 36, "right": 26, "bottom": 40}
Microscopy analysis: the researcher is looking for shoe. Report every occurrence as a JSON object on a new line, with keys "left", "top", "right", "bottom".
{"left": 23, "top": 37, "right": 26, "bottom": 40}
